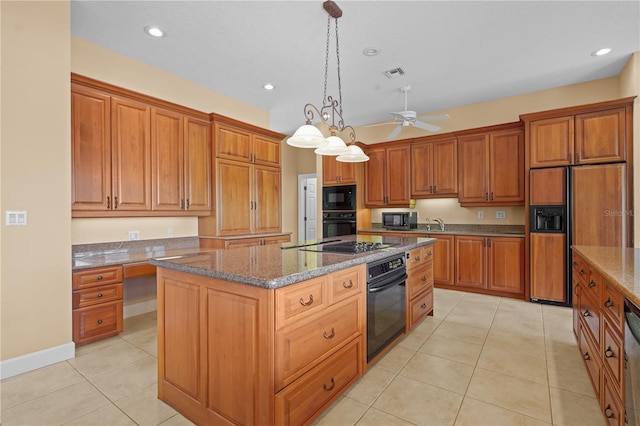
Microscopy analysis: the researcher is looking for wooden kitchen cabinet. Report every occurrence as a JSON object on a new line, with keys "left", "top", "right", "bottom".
{"left": 457, "top": 126, "right": 524, "bottom": 206}
{"left": 214, "top": 121, "right": 281, "bottom": 167}
{"left": 151, "top": 110, "right": 211, "bottom": 212}
{"left": 322, "top": 155, "right": 357, "bottom": 185}
{"left": 429, "top": 234, "right": 455, "bottom": 286}
{"left": 364, "top": 144, "right": 411, "bottom": 207}
{"left": 411, "top": 137, "right": 457, "bottom": 197}
{"left": 524, "top": 99, "right": 633, "bottom": 168}
{"left": 530, "top": 233, "right": 566, "bottom": 303}
{"left": 72, "top": 266, "right": 124, "bottom": 345}
{"left": 455, "top": 236, "right": 486, "bottom": 289}
{"left": 200, "top": 233, "right": 291, "bottom": 249}
{"left": 406, "top": 245, "right": 434, "bottom": 331}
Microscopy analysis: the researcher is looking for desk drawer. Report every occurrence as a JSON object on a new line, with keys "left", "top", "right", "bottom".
{"left": 73, "top": 283, "right": 123, "bottom": 308}
{"left": 73, "top": 300, "right": 123, "bottom": 345}
{"left": 72, "top": 266, "right": 123, "bottom": 290}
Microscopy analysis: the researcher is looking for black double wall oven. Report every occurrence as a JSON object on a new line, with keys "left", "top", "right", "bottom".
{"left": 322, "top": 185, "right": 356, "bottom": 237}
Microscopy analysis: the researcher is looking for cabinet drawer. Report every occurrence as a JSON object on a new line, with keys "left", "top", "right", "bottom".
{"left": 275, "top": 276, "right": 327, "bottom": 329}
{"left": 407, "top": 263, "right": 433, "bottom": 300}
{"left": 72, "top": 266, "right": 123, "bottom": 290}
{"left": 73, "top": 283, "right": 123, "bottom": 308}
{"left": 583, "top": 267, "right": 602, "bottom": 305}
{"left": 406, "top": 246, "right": 433, "bottom": 271}
{"left": 275, "top": 298, "right": 360, "bottom": 389}
{"left": 275, "top": 338, "right": 361, "bottom": 426}
{"left": 602, "top": 321, "right": 624, "bottom": 386}
{"left": 579, "top": 290, "right": 601, "bottom": 346}
{"left": 328, "top": 266, "right": 363, "bottom": 306}
{"left": 578, "top": 322, "right": 601, "bottom": 399}
{"left": 602, "top": 372, "right": 625, "bottom": 426}
{"left": 571, "top": 252, "right": 589, "bottom": 285}
{"left": 409, "top": 287, "right": 433, "bottom": 329}
{"left": 602, "top": 283, "right": 624, "bottom": 332}
{"left": 73, "top": 300, "right": 123, "bottom": 345}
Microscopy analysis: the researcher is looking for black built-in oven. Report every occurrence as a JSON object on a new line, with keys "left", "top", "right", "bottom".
{"left": 322, "top": 185, "right": 356, "bottom": 211}
{"left": 367, "top": 254, "right": 407, "bottom": 362}
{"left": 323, "top": 212, "right": 356, "bottom": 237}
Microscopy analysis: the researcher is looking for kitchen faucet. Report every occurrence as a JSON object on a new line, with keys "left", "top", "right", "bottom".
{"left": 425, "top": 218, "right": 431, "bottom": 232}
{"left": 433, "top": 218, "right": 445, "bottom": 231}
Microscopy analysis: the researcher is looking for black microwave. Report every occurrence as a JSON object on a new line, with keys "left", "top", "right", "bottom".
{"left": 322, "top": 185, "right": 356, "bottom": 211}
{"left": 382, "top": 212, "right": 418, "bottom": 231}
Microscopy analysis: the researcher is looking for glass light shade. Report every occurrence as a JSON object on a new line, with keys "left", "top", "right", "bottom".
{"left": 336, "top": 145, "right": 369, "bottom": 162}
{"left": 287, "top": 124, "right": 326, "bottom": 148}
{"left": 314, "top": 135, "right": 349, "bottom": 155}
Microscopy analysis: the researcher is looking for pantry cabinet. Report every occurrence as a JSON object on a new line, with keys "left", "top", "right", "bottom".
{"left": 322, "top": 155, "right": 357, "bottom": 185}
{"left": 411, "top": 137, "right": 457, "bottom": 197}
{"left": 364, "top": 144, "right": 411, "bottom": 207}
{"left": 214, "top": 121, "right": 281, "bottom": 167}
{"left": 457, "top": 126, "right": 524, "bottom": 206}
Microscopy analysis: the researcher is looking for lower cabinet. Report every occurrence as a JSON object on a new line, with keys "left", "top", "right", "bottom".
{"left": 72, "top": 266, "right": 124, "bottom": 345}
{"left": 406, "top": 245, "right": 434, "bottom": 331}
{"left": 157, "top": 264, "right": 366, "bottom": 426}
{"left": 199, "top": 233, "right": 291, "bottom": 249}
{"left": 572, "top": 251, "right": 626, "bottom": 426}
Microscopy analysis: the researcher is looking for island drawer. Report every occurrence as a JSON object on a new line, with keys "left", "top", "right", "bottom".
{"left": 407, "top": 263, "right": 433, "bottom": 300}
{"left": 73, "top": 283, "right": 123, "bottom": 308}
{"left": 583, "top": 267, "right": 603, "bottom": 305}
{"left": 602, "top": 282, "right": 624, "bottom": 332}
{"left": 578, "top": 321, "right": 601, "bottom": 399}
{"left": 571, "top": 252, "right": 589, "bottom": 285}
{"left": 328, "top": 265, "right": 364, "bottom": 306}
{"left": 72, "top": 266, "right": 123, "bottom": 290}
{"left": 406, "top": 246, "right": 433, "bottom": 271}
{"left": 408, "top": 286, "right": 433, "bottom": 329}
{"left": 602, "top": 320, "right": 623, "bottom": 385}
{"left": 276, "top": 275, "right": 327, "bottom": 329}
{"left": 275, "top": 338, "right": 361, "bottom": 426}
{"left": 73, "top": 300, "right": 123, "bottom": 345}
{"left": 579, "top": 288, "right": 601, "bottom": 347}
{"left": 275, "top": 297, "right": 361, "bottom": 389}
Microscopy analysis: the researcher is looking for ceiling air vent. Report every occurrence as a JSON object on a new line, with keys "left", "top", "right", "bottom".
{"left": 383, "top": 67, "right": 405, "bottom": 79}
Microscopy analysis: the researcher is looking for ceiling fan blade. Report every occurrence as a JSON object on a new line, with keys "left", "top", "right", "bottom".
{"left": 363, "top": 121, "right": 396, "bottom": 128}
{"left": 413, "top": 120, "right": 441, "bottom": 132}
{"left": 388, "top": 125, "right": 403, "bottom": 139}
{"left": 416, "top": 113, "right": 450, "bottom": 121}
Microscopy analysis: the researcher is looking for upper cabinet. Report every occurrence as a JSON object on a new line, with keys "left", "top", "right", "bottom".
{"left": 71, "top": 74, "right": 211, "bottom": 217}
{"left": 411, "top": 136, "right": 457, "bottom": 198}
{"left": 322, "top": 155, "right": 357, "bottom": 185}
{"left": 364, "top": 144, "right": 411, "bottom": 207}
{"left": 215, "top": 121, "right": 281, "bottom": 168}
{"left": 457, "top": 126, "right": 524, "bottom": 206}
{"left": 523, "top": 99, "right": 633, "bottom": 168}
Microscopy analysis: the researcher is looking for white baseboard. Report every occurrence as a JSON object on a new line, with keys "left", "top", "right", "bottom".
{"left": 0, "top": 342, "right": 75, "bottom": 380}
{"left": 124, "top": 299, "right": 157, "bottom": 318}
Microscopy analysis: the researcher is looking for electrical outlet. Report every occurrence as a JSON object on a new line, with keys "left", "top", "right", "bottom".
{"left": 5, "top": 210, "right": 27, "bottom": 226}
{"left": 496, "top": 210, "right": 506, "bottom": 219}
{"left": 128, "top": 230, "right": 139, "bottom": 241}
{"left": 477, "top": 211, "right": 484, "bottom": 219}
{"left": 167, "top": 228, "right": 174, "bottom": 237}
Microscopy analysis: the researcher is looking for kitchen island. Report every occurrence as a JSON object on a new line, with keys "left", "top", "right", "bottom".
{"left": 150, "top": 235, "right": 435, "bottom": 426}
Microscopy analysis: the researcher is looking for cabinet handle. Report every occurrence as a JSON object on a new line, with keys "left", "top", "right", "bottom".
{"left": 186, "top": 199, "right": 190, "bottom": 209}
{"left": 427, "top": 251, "right": 432, "bottom": 256}
{"left": 107, "top": 196, "right": 111, "bottom": 209}
{"left": 490, "top": 192, "right": 494, "bottom": 201}
{"left": 114, "top": 196, "right": 118, "bottom": 209}
{"left": 582, "top": 310, "right": 590, "bottom": 317}
{"left": 97, "top": 275, "right": 103, "bottom": 280}
{"left": 604, "top": 298, "right": 615, "bottom": 308}
{"left": 579, "top": 269, "right": 586, "bottom": 276}
{"left": 433, "top": 185, "right": 437, "bottom": 193}
{"left": 605, "top": 347, "right": 615, "bottom": 358}
{"left": 604, "top": 405, "right": 614, "bottom": 419}
{"left": 487, "top": 238, "right": 492, "bottom": 247}
{"left": 97, "top": 293, "right": 103, "bottom": 298}
{"left": 485, "top": 192, "right": 489, "bottom": 201}
{"left": 429, "top": 185, "right": 433, "bottom": 194}
{"left": 323, "top": 377, "right": 335, "bottom": 391}
{"left": 583, "top": 351, "right": 590, "bottom": 360}
{"left": 414, "top": 255, "right": 420, "bottom": 261}
{"left": 572, "top": 261, "right": 578, "bottom": 267}
{"left": 576, "top": 152, "right": 581, "bottom": 163}
{"left": 421, "top": 275, "right": 427, "bottom": 282}
{"left": 181, "top": 199, "right": 184, "bottom": 209}
{"left": 323, "top": 328, "right": 335, "bottom": 339}
{"left": 421, "top": 303, "right": 427, "bottom": 309}
{"left": 97, "top": 319, "right": 103, "bottom": 325}
{"left": 588, "top": 280, "right": 596, "bottom": 288}
{"left": 299, "top": 295, "right": 314, "bottom": 306}
{"left": 343, "top": 279, "right": 353, "bottom": 289}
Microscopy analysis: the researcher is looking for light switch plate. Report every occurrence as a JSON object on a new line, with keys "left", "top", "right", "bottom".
{"left": 5, "top": 210, "right": 27, "bottom": 226}
{"left": 128, "top": 230, "right": 139, "bottom": 240}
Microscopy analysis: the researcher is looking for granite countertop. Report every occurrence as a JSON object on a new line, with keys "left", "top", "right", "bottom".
{"left": 150, "top": 235, "right": 436, "bottom": 289}
{"left": 572, "top": 245, "right": 640, "bottom": 308}
{"left": 359, "top": 224, "right": 525, "bottom": 237}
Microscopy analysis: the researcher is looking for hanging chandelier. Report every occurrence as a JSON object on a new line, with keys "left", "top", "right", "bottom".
{"left": 286, "top": 1, "right": 369, "bottom": 163}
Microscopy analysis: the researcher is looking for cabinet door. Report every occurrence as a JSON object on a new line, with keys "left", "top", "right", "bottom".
{"left": 151, "top": 108, "right": 184, "bottom": 211}
{"left": 431, "top": 235, "right": 454, "bottom": 285}
{"left": 529, "top": 168, "right": 566, "bottom": 205}
{"left": 111, "top": 97, "right": 152, "bottom": 210}
{"left": 488, "top": 129, "right": 524, "bottom": 204}
{"left": 488, "top": 237, "right": 524, "bottom": 295}
{"left": 410, "top": 142, "right": 434, "bottom": 197}
{"left": 71, "top": 86, "right": 112, "bottom": 211}
{"left": 575, "top": 108, "right": 626, "bottom": 164}
{"left": 322, "top": 155, "right": 341, "bottom": 185}
{"left": 217, "top": 159, "right": 252, "bottom": 235}
{"left": 457, "top": 135, "right": 488, "bottom": 204}
{"left": 529, "top": 116, "right": 574, "bottom": 168}
{"left": 364, "top": 148, "right": 387, "bottom": 207}
{"left": 432, "top": 138, "right": 458, "bottom": 195}
{"left": 455, "top": 236, "right": 485, "bottom": 288}
{"left": 386, "top": 145, "right": 411, "bottom": 205}
{"left": 338, "top": 161, "right": 357, "bottom": 184}
{"left": 184, "top": 118, "right": 211, "bottom": 211}
{"left": 215, "top": 124, "right": 252, "bottom": 162}
{"left": 530, "top": 233, "right": 566, "bottom": 302}
{"left": 253, "top": 134, "right": 281, "bottom": 167}
{"left": 254, "top": 165, "right": 282, "bottom": 234}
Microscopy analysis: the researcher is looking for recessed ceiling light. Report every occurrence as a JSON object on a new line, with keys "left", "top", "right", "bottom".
{"left": 144, "top": 26, "right": 165, "bottom": 38}
{"left": 363, "top": 47, "right": 380, "bottom": 57}
{"left": 591, "top": 48, "right": 612, "bottom": 56}
{"left": 263, "top": 83, "right": 275, "bottom": 91}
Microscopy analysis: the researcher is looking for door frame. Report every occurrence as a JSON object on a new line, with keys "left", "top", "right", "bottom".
{"left": 297, "top": 173, "right": 317, "bottom": 242}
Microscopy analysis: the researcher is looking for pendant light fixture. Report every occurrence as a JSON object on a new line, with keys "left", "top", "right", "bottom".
{"left": 287, "top": 1, "right": 368, "bottom": 163}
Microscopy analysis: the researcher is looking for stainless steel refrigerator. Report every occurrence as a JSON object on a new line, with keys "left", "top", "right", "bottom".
{"left": 530, "top": 163, "right": 629, "bottom": 306}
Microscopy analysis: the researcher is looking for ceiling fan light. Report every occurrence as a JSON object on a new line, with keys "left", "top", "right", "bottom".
{"left": 336, "top": 145, "right": 369, "bottom": 163}
{"left": 314, "top": 135, "right": 349, "bottom": 155}
{"left": 287, "top": 124, "right": 327, "bottom": 148}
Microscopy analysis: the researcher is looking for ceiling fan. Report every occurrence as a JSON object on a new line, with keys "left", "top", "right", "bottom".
{"left": 367, "top": 85, "right": 450, "bottom": 139}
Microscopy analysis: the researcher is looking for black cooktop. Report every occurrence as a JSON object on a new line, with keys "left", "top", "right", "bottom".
{"left": 300, "top": 240, "right": 394, "bottom": 254}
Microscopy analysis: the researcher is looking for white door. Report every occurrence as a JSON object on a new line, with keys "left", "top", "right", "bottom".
{"left": 298, "top": 174, "right": 317, "bottom": 242}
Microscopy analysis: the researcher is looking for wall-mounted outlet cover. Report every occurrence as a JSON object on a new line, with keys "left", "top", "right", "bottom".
{"left": 128, "top": 230, "right": 140, "bottom": 241}
{"left": 5, "top": 211, "right": 27, "bottom": 226}
{"left": 477, "top": 211, "right": 484, "bottom": 219}
{"left": 167, "top": 228, "right": 174, "bottom": 237}
{"left": 496, "top": 211, "right": 506, "bottom": 219}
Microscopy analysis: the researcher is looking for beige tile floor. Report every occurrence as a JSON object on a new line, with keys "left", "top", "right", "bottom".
{"left": 0, "top": 289, "right": 604, "bottom": 426}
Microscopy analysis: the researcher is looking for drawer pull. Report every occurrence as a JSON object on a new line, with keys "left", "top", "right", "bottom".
{"left": 343, "top": 280, "right": 353, "bottom": 289}
{"left": 414, "top": 255, "right": 420, "bottom": 261}
{"left": 605, "top": 347, "right": 615, "bottom": 358}
{"left": 97, "top": 293, "right": 103, "bottom": 298}
{"left": 323, "top": 328, "right": 335, "bottom": 339}
{"left": 604, "top": 405, "right": 614, "bottom": 419}
{"left": 572, "top": 261, "right": 577, "bottom": 267}
{"left": 299, "top": 295, "right": 314, "bottom": 306}
{"left": 579, "top": 269, "right": 586, "bottom": 276}
{"left": 97, "top": 275, "right": 103, "bottom": 280}
{"left": 604, "top": 299, "right": 615, "bottom": 308}
{"left": 583, "top": 352, "right": 590, "bottom": 361}
{"left": 582, "top": 310, "right": 590, "bottom": 318}
{"left": 427, "top": 251, "right": 432, "bottom": 256}
{"left": 421, "top": 276, "right": 427, "bottom": 282}
{"left": 421, "top": 303, "right": 427, "bottom": 309}
{"left": 588, "top": 280, "right": 596, "bottom": 288}
{"left": 97, "top": 319, "right": 103, "bottom": 325}
{"left": 323, "top": 377, "right": 335, "bottom": 391}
